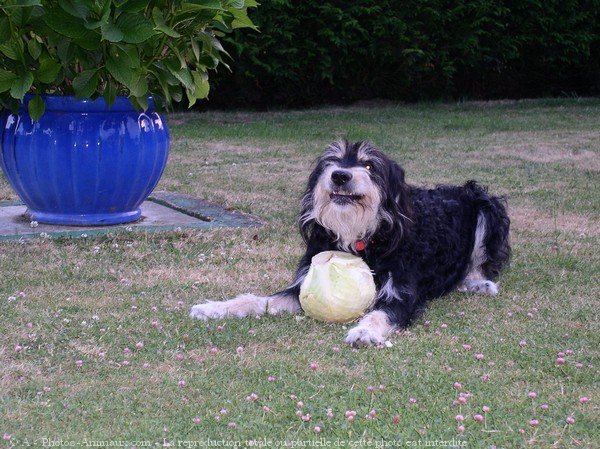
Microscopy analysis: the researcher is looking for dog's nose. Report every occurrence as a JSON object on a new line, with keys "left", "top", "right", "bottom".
{"left": 331, "top": 170, "right": 352, "bottom": 186}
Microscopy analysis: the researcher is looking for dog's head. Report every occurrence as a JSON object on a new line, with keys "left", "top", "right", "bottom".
{"left": 300, "top": 140, "right": 412, "bottom": 251}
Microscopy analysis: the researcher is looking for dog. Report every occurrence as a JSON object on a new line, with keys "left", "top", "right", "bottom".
{"left": 190, "top": 140, "right": 510, "bottom": 347}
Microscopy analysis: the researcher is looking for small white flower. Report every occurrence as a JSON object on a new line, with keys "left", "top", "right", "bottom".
{"left": 30, "top": 220, "right": 39, "bottom": 228}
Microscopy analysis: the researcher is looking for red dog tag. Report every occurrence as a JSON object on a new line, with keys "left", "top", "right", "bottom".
{"left": 354, "top": 240, "right": 366, "bottom": 252}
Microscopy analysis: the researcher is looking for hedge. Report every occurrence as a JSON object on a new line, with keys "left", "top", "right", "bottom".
{"left": 206, "top": 0, "right": 599, "bottom": 108}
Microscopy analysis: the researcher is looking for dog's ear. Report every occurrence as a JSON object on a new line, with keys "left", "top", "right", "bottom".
{"left": 298, "top": 159, "right": 325, "bottom": 243}
{"left": 388, "top": 161, "right": 412, "bottom": 217}
{"left": 378, "top": 159, "right": 413, "bottom": 246}
{"left": 299, "top": 189, "right": 314, "bottom": 243}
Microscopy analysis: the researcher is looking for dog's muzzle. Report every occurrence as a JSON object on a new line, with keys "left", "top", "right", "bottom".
{"left": 329, "top": 170, "right": 364, "bottom": 205}
{"left": 331, "top": 170, "right": 352, "bottom": 186}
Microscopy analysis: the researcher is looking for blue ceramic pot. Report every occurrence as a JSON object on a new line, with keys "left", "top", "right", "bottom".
{"left": 0, "top": 95, "right": 169, "bottom": 225}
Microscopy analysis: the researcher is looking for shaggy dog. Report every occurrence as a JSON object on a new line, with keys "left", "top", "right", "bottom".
{"left": 190, "top": 140, "right": 510, "bottom": 347}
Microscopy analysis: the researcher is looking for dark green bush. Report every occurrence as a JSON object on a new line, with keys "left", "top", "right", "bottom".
{"left": 207, "top": 0, "right": 599, "bottom": 107}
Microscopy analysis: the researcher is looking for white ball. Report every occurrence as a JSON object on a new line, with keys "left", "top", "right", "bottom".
{"left": 299, "top": 251, "right": 376, "bottom": 323}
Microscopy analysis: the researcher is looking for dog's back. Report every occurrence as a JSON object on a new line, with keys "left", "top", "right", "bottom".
{"left": 401, "top": 181, "right": 510, "bottom": 301}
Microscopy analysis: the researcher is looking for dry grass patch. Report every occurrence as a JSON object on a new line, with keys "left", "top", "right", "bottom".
{"left": 145, "top": 266, "right": 208, "bottom": 286}
{"left": 488, "top": 131, "right": 599, "bottom": 170}
{"left": 510, "top": 204, "right": 600, "bottom": 236}
{"left": 0, "top": 183, "right": 16, "bottom": 201}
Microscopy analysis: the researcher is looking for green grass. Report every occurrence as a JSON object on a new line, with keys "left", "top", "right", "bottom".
{"left": 1, "top": 99, "right": 599, "bottom": 447}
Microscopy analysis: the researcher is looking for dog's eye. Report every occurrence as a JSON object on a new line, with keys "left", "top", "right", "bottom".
{"left": 363, "top": 162, "right": 373, "bottom": 171}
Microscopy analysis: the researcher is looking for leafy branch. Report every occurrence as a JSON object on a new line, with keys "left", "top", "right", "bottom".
{"left": 0, "top": 0, "right": 258, "bottom": 119}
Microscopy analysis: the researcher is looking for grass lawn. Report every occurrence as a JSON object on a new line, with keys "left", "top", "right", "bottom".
{"left": 1, "top": 99, "right": 598, "bottom": 448}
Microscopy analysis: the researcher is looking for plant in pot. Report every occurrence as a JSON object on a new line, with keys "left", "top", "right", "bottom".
{"left": 0, "top": 0, "right": 256, "bottom": 225}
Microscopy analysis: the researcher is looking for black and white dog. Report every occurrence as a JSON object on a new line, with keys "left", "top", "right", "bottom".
{"left": 190, "top": 140, "right": 510, "bottom": 347}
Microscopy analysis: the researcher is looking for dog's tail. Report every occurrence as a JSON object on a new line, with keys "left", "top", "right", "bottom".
{"left": 465, "top": 181, "right": 511, "bottom": 281}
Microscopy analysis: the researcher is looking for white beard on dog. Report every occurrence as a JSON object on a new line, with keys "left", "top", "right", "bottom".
{"left": 309, "top": 165, "right": 381, "bottom": 251}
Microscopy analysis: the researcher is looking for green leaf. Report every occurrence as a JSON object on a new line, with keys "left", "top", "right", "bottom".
{"left": 106, "top": 48, "right": 133, "bottom": 86}
{"left": 58, "top": 0, "right": 92, "bottom": 19}
{"left": 0, "top": 18, "right": 11, "bottom": 43}
{"left": 117, "top": 0, "right": 148, "bottom": 13}
{"left": 165, "top": 59, "right": 194, "bottom": 90}
{"left": 75, "top": 34, "right": 101, "bottom": 50}
{"left": 157, "top": 76, "right": 171, "bottom": 105}
{"left": 43, "top": 9, "right": 89, "bottom": 39}
{"left": 199, "top": 32, "right": 230, "bottom": 58}
{"left": 43, "top": 9, "right": 101, "bottom": 49}
{"left": 56, "top": 40, "right": 75, "bottom": 65}
{"left": 103, "top": 80, "right": 117, "bottom": 107}
{"left": 0, "top": 70, "right": 19, "bottom": 93}
{"left": 152, "top": 8, "right": 181, "bottom": 38}
{"left": 27, "top": 94, "right": 45, "bottom": 121}
{"left": 27, "top": 38, "right": 42, "bottom": 59}
{"left": 198, "top": 54, "right": 218, "bottom": 69}
{"left": 228, "top": 8, "right": 256, "bottom": 30}
{"left": 152, "top": 62, "right": 179, "bottom": 86}
{"left": 127, "top": 70, "right": 148, "bottom": 97}
{"left": 72, "top": 69, "right": 100, "bottom": 98}
{"left": 6, "top": 0, "right": 42, "bottom": 6}
{"left": 244, "top": 0, "right": 259, "bottom": 6}
{"left": 228, "top": 0, "right": 245, "bottom": 8}
{"left": 119, "top": 45, "right": 141, "bottom": 68}
{"left": 84, "top": 0, "right": 111, "bottom": 29}
{"left": 35, "top": 56, "right": 62, "bottom": 84}
{"left": 186, "top": 0, "right": 224, "bottom": 9}
{"left": 169, "top": 84, "right": 182, "bottom": 102}
{"left": 101, "top": 17, "right": 124, "bottom": 42}
{"left": 116, "top": 13, "right": 156, "bottom": 44}
{"left": 0, "top": 42, "right": 20, "bottom": 60}
{"left": 133, "top": 95, "right": 148, "bottom": 111}
{"left": 186, "top": 88, "right": 197, "bottom": 108}
{"left": 10, "top": 4, "right": 34, "bottom": 27}
{"left": 10, "top": 72, "right": 34, "bottom": 100}
{"left": 192, "top": 70, "right": 210, "bottom": 99}
{"left": 191, "top": 38, "right": 201, "bottom": 62}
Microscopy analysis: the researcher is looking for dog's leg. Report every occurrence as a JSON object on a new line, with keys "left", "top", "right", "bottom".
{"left": 190, "top": 293, "right": 269, "bottom": 320}
{"left": 346, "top": 274, "right": 416, "bottom": 347}
{"left": 190, "top": 266, "right": 307, "bottom": 321}
{"left": 345, "top": 310, "right": 395, "bottom": 347}
{"left": 189, "top": 290, "right": 304, "bottom": 320}
{"left": 267, "top": 290, "right": 302, "bottom": 315}
{"left": 457, "top": 213, "right": 499, "bottom": 296}
{"left": 266, "top": 263, "right": 309, "bottom": 315}
{"left": 457, "top": 273, "right": 498, "bottom": 295}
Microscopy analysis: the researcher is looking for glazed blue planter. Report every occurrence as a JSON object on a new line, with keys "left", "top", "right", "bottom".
{"left": 0, "top": 95, "right": 169, "bottom": 225}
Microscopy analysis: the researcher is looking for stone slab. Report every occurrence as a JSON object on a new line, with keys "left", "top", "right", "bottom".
{"left": 0, "top": 191, "right": 263, "bottom": 241}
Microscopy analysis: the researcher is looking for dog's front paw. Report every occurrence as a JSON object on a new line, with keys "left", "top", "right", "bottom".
{"left": 345, "top": 326, "right": 386, "bottom": 348}
{"left": 344, "top": 310, "right": 394, "bottom": 348}
{"left": 190, "top": 302, "right": 226, "bottom": 320}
